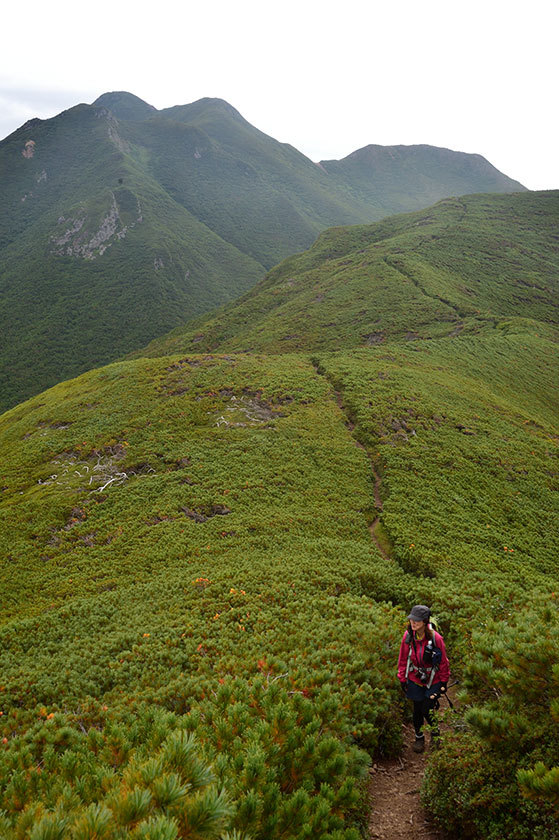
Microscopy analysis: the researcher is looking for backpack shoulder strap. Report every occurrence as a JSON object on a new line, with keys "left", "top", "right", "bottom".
{"left": 405, "top": 630, "right": 417, "bottom": 679}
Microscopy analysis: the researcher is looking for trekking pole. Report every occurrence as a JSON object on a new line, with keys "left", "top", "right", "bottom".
{"left": 440, "top": 680, "right": 460, "bottom": 710}
{"left": 429, "top": 680, "right": 459, "bottom": 709}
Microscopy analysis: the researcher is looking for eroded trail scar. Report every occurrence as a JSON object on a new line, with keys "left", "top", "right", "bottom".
{"left": 334, "top": 390, "right": 384, "bottom": 509}
{"left": 331, "top": 389, "right": 390, "bottom": 561}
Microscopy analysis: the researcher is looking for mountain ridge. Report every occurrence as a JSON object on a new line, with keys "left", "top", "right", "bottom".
{"left": 132, "top": 190, "right": 557, "bottom": 360}
{"left": 320, "top": 142, "right": 525, "bottom": 215}
{"left": 0, "top": 91, "right": 526, "bottom": 412}
{"left": 0, "top": 187, "right": 557, "bottom": 839}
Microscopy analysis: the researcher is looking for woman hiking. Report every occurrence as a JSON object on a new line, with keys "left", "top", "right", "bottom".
{"left": 397, "top": 605, "right": 450, "bottom": 752}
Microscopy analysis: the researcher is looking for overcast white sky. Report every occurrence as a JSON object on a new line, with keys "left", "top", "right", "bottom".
{"left": 1, "top": 0, "right": 557, "bottom": 190}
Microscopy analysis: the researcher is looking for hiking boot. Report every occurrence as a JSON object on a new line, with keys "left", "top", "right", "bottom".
{"left": 413, "top": 733, "right": 425, "bottom": 753}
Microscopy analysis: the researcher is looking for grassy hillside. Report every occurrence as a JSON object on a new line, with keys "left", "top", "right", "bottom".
{"left": 135, "top": 190, "right": 559, "bottom": 359}
{"left": 0, "top": 190, "right": 558, "bottom": 838}
{"left": 0, "top": 353, "right": 409, "bottom": 838}
{"left": 1, "top": 92, "right": 525, "bottom": 412}
{"left": 315, "top": 327, "right": 559, "bottom": 839}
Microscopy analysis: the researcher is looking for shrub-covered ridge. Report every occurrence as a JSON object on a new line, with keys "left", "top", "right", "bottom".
{"left": 0, "top": 353, "right": 411, "bottom": 838}
{"left": 1, "top": 191, "right": 559, "bottom": 838}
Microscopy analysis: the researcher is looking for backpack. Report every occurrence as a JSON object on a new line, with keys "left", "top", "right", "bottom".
{"left": 405, "top": 621, "right": 443, "bottom": 688}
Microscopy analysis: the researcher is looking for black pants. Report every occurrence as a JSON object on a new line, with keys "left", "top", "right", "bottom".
{"left": 412, "top": 697, "right": 438, "bottom": 736}
{"left": 405, "top": 680, "right": 442, "bottom": 736}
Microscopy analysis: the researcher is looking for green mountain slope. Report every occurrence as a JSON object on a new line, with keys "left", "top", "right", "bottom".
{"left": 105, "top": 92, "right": 526, "bottom": 271}
{"left": 120, "top": 100, "right": 363, "bottom": 270}
{"left": 0, "top": 103, "right": 264, "bottom": 412}
{"left": 0, "top": 190, "right": 558, "bottom": 838}
{"left": 1, "top": 91, "right": 525, "bottom": 412}
{"left": 1, "top": 330, "right": 557, "bottom": 837}
{"left": 135, "top": 190, "right": 559, "bottom": 358}
{"left": 0, "top": 352, "right": 407, "bottom": 836}
{"left": 320, "top": 143, "right": 526, "bottom": 215}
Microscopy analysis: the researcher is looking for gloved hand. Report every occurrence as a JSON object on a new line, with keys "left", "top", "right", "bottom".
{"left": 400, "top": 681, "right": 407, "bottom": 694}
{"left": 430, "top": 682, "right": 447, "bottom": 701}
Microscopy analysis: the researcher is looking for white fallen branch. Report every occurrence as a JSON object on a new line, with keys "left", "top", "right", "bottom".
{"left": 94, "top": 472, "right": 128, "bottom": 493}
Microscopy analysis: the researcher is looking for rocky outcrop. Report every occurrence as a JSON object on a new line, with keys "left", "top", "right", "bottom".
{"left": 22, "top": 140, "right": 36, "bottom": 158}
{"left": 50, "top": 193, "right": 143, "bottom": 259}
{"left": 94, "top": 107, "right": 131, "bottom": 153}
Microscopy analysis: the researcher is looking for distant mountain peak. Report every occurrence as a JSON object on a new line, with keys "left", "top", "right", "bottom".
{"left": 159, "top": 97, "right": 249, "bottom": 127}
{"left": 92, "top": 91, "right": 157, "bottom": 121}
{"left": 191, "top": 97, "right": 244, "bottom": 116}
{"left": 328, "top": 142, "right": 496, "bottom": 166}
{"left": 320, "top": 142, "right": 525, "bottom": 196}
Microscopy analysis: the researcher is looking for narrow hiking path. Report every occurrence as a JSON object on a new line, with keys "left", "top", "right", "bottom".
{"left": 313, "top": 362, "right": 450, "bottom": 839}
{"left": 332, "top": 390, "right": 391, "bottom": 562}
{"left": 367, "top": 722, "right": 444, "bottom": 840}
{"left": 368, "top": 685, "right": 458, "bottom": 840}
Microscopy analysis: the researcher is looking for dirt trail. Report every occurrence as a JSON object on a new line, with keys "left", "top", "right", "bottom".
{"left": 367, "top": 723, "right": 443, "bottom": 840}
{"left": 328, "top": 378, "right": 450, "bottom": 839}
{"left": 368, "top": 684, "right": 458, "bottom": 840}
{"left": 333, "top": 391, "right": 389, "bottom": 560}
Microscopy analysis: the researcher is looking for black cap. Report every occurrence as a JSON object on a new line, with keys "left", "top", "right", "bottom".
{"left": 407, "top": 605, "right": 430, "bottom": 623}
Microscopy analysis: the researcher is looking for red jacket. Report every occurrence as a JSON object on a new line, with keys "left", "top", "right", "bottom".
{"left": 397, "top": 627, "right": 450, "bottom": 686}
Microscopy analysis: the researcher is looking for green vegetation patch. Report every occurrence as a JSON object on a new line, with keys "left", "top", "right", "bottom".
{"left": 2, "top": 190, "right": 559, "bottom": 837}
{"left": 311, "top": 326, "right": 559, "bottom": 838}
{"left": 315, "top": 324, "right": 559, "bottom": 585}
{"left": 136, "top": 191, "right": 559, "bottom": 360}
{"left": 0, "top": 353, "right": 412, "bottom": 837}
